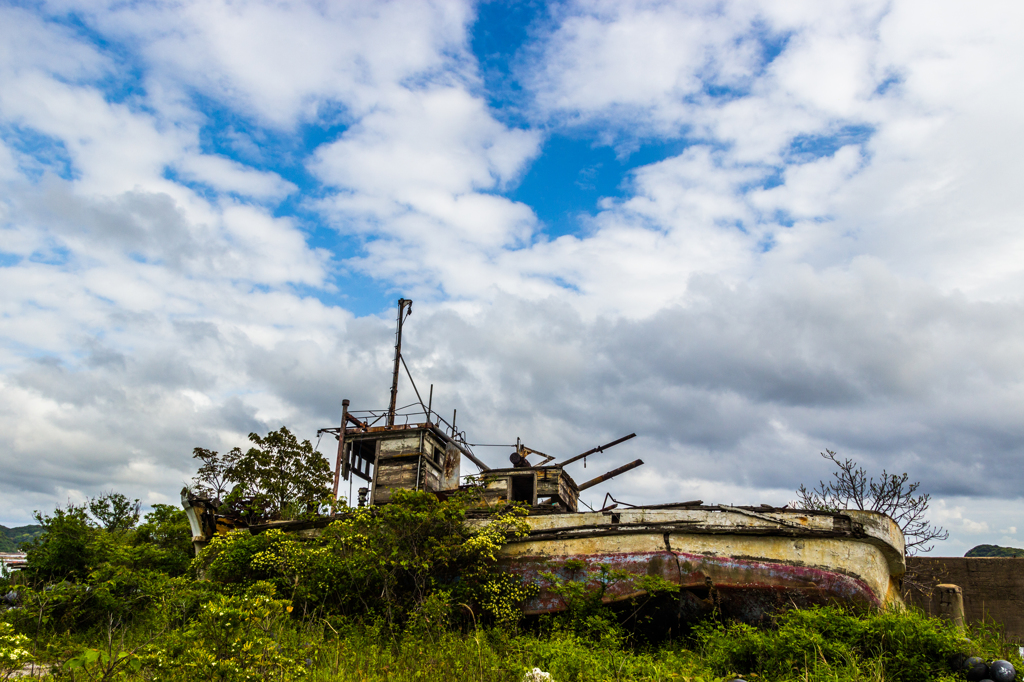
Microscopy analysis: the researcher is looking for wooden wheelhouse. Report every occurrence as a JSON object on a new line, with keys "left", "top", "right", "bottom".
{"left": 339, "top": 423, "right": 460, "bottom": 504}
{"left": 475, "top": 466, "right": 579, "bottom": 512}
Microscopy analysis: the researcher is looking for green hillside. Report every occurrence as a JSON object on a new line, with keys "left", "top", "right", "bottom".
{"left": 0, "top": 523, "right": 44, "bottom": 552}
{"left": 965, "top": 544, "right": 1024, "bottom": 557}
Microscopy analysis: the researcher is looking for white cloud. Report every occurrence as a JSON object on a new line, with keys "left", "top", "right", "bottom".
{"left": 517, "top": 0, "right": 1024, "bottom": 305}
{"left": 0, "top": 0, "right": 527, "bottom": 525}
{"left": 173, "top": 154, "right": 296, "bottom": 200}
{"left": 933, "top": 500, "right": 990, "bottom": 535}
{"left": 0, "top": 6, "right": 111, "bottom": 81}
{"left": 312, "top": 86, "right": 541, "bottom": 243}
{"left": 51, "top": 0, "right": 474, "bottom": 127}
{"left": 0, "top": 140, "right": 17, "bottom": 182}
{"left": 1, "top": 0, "right": 1024, "bottom": 563}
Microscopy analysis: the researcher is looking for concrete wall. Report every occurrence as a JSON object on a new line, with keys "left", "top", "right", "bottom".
{"left": 906, "top": 557, "right": 1024, "bottom": 642}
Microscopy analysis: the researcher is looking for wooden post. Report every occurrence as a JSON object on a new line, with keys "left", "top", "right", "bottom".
{"left": 331, "top": 399, "right": 350, "bottom": 512}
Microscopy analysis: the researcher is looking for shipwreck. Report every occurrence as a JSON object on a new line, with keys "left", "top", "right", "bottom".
{"left": 183, "top": 298, "right": 906, "bottom": 622}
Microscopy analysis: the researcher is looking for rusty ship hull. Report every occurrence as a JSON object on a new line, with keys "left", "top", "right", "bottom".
{"left": 474, "top": 506, "right": 906, "bottom": 619}
{"left": 185, "top": 496, "right": 906, "bottom": 623}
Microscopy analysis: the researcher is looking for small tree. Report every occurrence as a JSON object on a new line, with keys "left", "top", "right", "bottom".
{"left": 192, "top": 427, "right": 332, "bottom": 522}
{"left": 88, "top": 492, "right": 141, "bottom": 532}
{"left": 190, "top": 448, "right": 231, "bottom": 505}
{"left": 796, "top": 450, "right": 948, "bottom": 555}
{"left": 23, "top": 504, "right": 103, "bottom": 582}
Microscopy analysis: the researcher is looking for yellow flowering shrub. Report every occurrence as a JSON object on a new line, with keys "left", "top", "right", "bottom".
{"left": 0, "top": 621, "right": 32, "bottom": 679}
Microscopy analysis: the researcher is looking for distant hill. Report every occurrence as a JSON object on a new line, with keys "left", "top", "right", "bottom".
{"left": 0, "top": 524, "right": 44, "bottom": 552}
{"left": 965, "top": 544, "right": 1024, "bottom": 557}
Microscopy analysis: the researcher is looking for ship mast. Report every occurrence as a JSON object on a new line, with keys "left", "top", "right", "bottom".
{"left": 386, "top": 298, "right": 413, "bottom": 427}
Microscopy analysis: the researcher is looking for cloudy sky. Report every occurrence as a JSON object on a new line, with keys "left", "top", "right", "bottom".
{"left": 1, "top": 0, "right": 1022, "bottom": 555}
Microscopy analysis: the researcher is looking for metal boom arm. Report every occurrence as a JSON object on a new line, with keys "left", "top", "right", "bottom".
{"left": 559, "top": 433, "right": 636, "bottom": 467}
{"left": 577, "top": 459, "right": 645, "bottom": 491}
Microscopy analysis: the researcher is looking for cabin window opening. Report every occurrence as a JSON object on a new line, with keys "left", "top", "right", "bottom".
{"left": 611, "top": 513, "right": 621, "bottom": 524}
{"left": 350, "top": 440, "right": 376, "bottom": 480}
{"left": 510, "top": 474, "right": 535, "bottom": 505}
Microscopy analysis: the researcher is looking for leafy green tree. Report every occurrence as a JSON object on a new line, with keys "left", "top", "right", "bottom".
{"left": 131, "top": 504, "right": 194, "bottom": 576}
{"left": 22, "top": 504, "right": 107, "bottom": 582}
{"left": 965, "top": 543, "right": 1024, "bottom": 557}
{"left": 192, "top": 427, "right": 332, "bottom": 522}
{"left": 24, "top": 500, "right": 192, "bottom": 583}
{"left": 16, "top": 499, "right": 206, "bottom": 633}
{"left": 88, "top": 491, "right": 141, "bottom": 532}
{"left": 190, "top": 447, "right": 231, "bottom": 504}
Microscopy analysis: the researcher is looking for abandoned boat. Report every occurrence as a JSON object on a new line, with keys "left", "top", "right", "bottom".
{"left": 182, "top": 298, "right": 906, "bottom": 621}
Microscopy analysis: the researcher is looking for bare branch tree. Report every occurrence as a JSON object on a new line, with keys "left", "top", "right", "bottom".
{"left": 796, "top": 450, "right": 948, "bottom": 555}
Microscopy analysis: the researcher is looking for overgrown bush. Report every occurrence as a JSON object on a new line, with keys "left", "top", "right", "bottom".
{"left": 22, "top": 502, "right": 192, "bottom": 587}
{"left": 132, "top": 505, "right": 194, "bottom": 576}
{"left": 12, "top": 503, "right": 197, "bottom": 635}
{"left": 141, "top": 582, "right": 303, "bottom": 682}
{"left": 21, "top": 505, "right": 105, "bottom": 583}
{"left": 695, "top": 604, "right": 979, "bottom": 682}
{"left": 196, "top": 489, "right": 533, "bottom": 626}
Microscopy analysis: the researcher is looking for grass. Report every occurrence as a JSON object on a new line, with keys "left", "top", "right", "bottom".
{"left": 8, "top": 602, "right": 1022, "bottom": 682}
{"left": 141, "top": 604, "right": 1016, "bottom": 682}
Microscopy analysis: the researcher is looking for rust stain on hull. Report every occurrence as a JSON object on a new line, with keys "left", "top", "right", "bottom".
{"left": 502, "top": 549, "right": 880, "bottom": 616}
{"left": 485, "top": 507, "right": 905, "bottom": 621}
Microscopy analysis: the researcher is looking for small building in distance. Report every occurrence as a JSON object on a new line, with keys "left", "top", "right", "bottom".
{"left": 0, "top": 552, "right": 27, "bottom": 575}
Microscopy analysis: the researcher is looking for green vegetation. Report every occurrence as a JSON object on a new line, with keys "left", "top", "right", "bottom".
{"left": 1, "top": 429, "right": 1020, "bottom": 681}
{"left": 0, "top": 524, "right": 43, "bottom": 552}
{"left": 3, "top": 493, "right": 1020, "bottom": 681}
{"left": 191, "top": 427, "right": 333, "bottom": 523}
{"left": 965, "top": 544, "right": 1024, "bottom": 557}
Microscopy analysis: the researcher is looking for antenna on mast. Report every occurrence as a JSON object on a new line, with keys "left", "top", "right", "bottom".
{"left": 387, "top": 298, "right": 413, "bottom": 427}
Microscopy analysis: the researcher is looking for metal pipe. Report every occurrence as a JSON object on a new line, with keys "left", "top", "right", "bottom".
{"left": 332, "top": 399, "right": 350, "bottom": 512}
{"left": 559, "top": 433, "right": 637, "bottom": 467}
{"left": 427, "top": 384, "right": 433, "bottom": 422}
{"left": 346, "top": 413, "right": 368, "bottom": 429}
{"left": 577, "top": 458, "right": 644, "bottom": 492}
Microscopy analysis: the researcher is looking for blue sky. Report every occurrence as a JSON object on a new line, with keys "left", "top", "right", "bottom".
{"left": 2, "top": 0, "right": 1024, "bottom": 556}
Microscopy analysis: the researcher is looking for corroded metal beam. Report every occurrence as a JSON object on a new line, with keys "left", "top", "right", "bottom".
{"left": 577, "top": 458, "right": 644, "bottom": 491}
{"left": 559, "top": 433, "right": 636, "bottom": 467}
